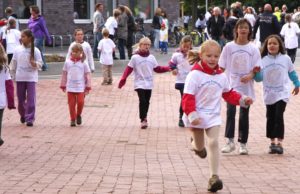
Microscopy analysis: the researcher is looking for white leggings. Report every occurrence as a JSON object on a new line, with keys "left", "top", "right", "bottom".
{"left": 191, "top": 125, "right": 220, "bottom": 177}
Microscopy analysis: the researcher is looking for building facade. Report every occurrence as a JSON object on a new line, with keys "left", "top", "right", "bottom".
{"left": 0, "top": 0, "right": 180, "bottom": 37}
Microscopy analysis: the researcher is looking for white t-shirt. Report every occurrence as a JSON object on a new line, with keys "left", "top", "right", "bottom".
{"left": 63, "top": 59, "right": 91, "bottom": 93}
{"left": 170, "top": 52, "right": 191, "bottom": 84}
{"left": 2, "top": 29, "right": 21, "bottom": 54}
{"left": 0, "top": 68, "right": 11, "bottom": 109}
{"left": 280, "top": 22, "right": 300, "bottom": 49}
{"left": 66, "top": 41, "right": 95, "bottom": 71}
{"left": 12, "top": 45, "right": 42, "bottom": 82}
{"left": 182, "top": 70, "right": 231, "bottom": 129}
{"left": 159, "top": 29, "right": 168, "bottom": 42}
{"left": 219, "top": 41, "right": 261, "bottom": 100}
{"left": 261, "top": 54, "right": 294, "bottom": 105}
{"left": 98, "top": 38, "right": 115, "bottom": 65}
{"left": 128, "top": 54, "right": 159, "bottom": 90}
{"left": 105, "top": 16, "right": 118, "bottom": 36}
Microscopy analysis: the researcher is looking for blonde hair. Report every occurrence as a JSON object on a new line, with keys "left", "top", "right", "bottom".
{"left": 133, "top": 37, "right": 151, "bottom": 50}
{"left": 188, "top": 40, "right": 221, "bottom": 64}
{"left": 71, "top": 43, "right": 86, "bottom": 62}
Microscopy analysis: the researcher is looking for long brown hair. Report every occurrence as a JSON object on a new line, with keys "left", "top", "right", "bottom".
{"left": 261, "top": 35, "right": 286, "bottom": 58}
{"left": 0, "top": 44, "right": 8, "bottom": 72}
{"left": 234, "top": 18, "right": 252, "bottom": 41}
{"left": 21, "top": 29, "right": 35, "bottom": 61}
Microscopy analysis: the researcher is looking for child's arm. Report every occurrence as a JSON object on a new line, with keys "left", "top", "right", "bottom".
{"left": 182, "top": 93, "right": 201, "bottom": 125}
{"left": 222, "top": 89, "right": 253, "bottom": 107}
{"left": 153, "top": 66, "right": 171, "bottom": 73}
{"left": 60, "top": 71, "right": 67, "bottom": 92}
{"left": 118, "top": 66, "right": 133, "bottom": 89}
{"left": 288, "top": 70, "right": 300, "bottom": 95}
{"left": 85, "top": 72, "right": 92, "bottom": 94}
{"left": 9, "top": 59, "right": 17, "bottom": 80}
{"left": 169, "top": 54, "right": 178, "bottom": 75}
{"left": 87, "top": 43, "right": 95, "bottom": 73}
{"left": 5, "top": 70, "right": 15, "bottom": 109}
{"left": 241, "top": 66, "right": 262, "bottom": 83}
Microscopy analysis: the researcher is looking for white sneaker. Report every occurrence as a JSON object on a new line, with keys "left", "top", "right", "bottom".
{"left": 239, "top": 143, "right": 248, "bottom": 155}
{"left": 221, "top": 141, "right": 235, "bottom": 153}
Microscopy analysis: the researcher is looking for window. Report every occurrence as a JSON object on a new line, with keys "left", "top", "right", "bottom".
{"left": 130, "top": 0, "right": 153, "bottom": 20}
{"left": 73, "top": 0, "right": 94, "bottom": 24}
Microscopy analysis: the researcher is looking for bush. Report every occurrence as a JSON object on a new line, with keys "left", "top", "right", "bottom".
{"left": 45, "top": 54, "right": 65, "bottom": 63}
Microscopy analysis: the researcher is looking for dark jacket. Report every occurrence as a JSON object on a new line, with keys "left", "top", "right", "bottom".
{"left": 152, "top": 15, "right": 161, "bottom": 30}
{"left": 253, "top": 11, "right": 281, "bottom": 43}
{"left": 207, "top": 15, "right": 225, "bottom": 40}
{"left": 223, "top": 16, "right": 238, "bottom": 41}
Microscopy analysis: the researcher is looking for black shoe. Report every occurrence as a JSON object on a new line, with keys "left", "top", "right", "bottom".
{"left": 0, "top": 138, "right": 4, "bottom": 146}
{"left": 276, "top": 144, "right": 284, "bottom": 154}
{"left": 178, "top": 119, "right": 184, "bottom": 127}
{"left": 268, "top": 143, "right": 277, "bottom": 154}
{"left": 76, "top": 116, "right": 82, "bottom": 125}
{"left": 208, "top": 175, "right": 223, "bottom": 192}
{"left": 70, "top": 120, "right": 76, "bottom": 127}
{"left": 113, "top": 57, "right": 119, "bottom": 60}
{"left": 26, "top": 122, "right": 33, "bottom": 127}
{"left": 20, "top": 117, "right": 25, "bottom": 124}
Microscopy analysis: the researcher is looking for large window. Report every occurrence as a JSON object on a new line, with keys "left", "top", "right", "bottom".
{"left": 130, "top": 0, "right": 153, "bottom": 20}
{"left": 73, "top": 0, "right": 94, "bottom": 24}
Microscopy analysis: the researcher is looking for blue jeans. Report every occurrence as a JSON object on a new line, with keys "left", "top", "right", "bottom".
{"left": 93, "top": 31, "right": 102, "bottom": 58}
{"left": 118, "top": 38, "right": 126, "bottom": 60}
{"left": 160, "top": 41, "right": 168, "bottom": 53}
{"left": 34, "top": 38, "right": 47, "bottom": 70}
{"left": 153, "top": 29, "right": 160, "bottom": 50}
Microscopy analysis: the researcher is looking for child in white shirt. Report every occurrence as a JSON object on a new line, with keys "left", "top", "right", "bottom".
{"left": 254, "top": 35, "right": 300, "bottom": 154}
{"left": 3, "top": 18, "right": 21, "bottom": 64}
{"left": 105, "top": 9, "right": 120, "bottom": 60}
{"left": 10, "top": 29, "right": 42, "bottom": 127}
{"left": 60, "top": 43, "right": 91, "bottom": 127}
{"left": 98, "top": 28, "right": 116, "bottom": 85}
{"left": 159, "top": 23, "right": 168, "bottom": 54}
{"left": 182, "top": 40, "right": 252, "bottom": 192}
{"left": 66, "top": 29, "right": 95, "bottom": 72}
{"left": 118, "top": 37, "right": 170, "bottom": 129}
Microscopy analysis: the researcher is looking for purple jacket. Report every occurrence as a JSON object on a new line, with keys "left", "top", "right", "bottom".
{"left": 28, "top": 15, "right": 52, "bottom": 44}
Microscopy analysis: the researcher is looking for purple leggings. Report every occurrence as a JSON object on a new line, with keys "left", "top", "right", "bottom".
{"left": 17, "top": 82, "right": 36, "bottom": 123}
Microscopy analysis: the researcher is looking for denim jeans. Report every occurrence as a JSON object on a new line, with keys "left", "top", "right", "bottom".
{"left": 224, "top": 103, "right": 250, "bottom": 143}
{"left": 160, "top": 41, "right": 168, "bottom": 53}
{"left": 34, "top": 38, "right": 47, "bottom": 70}
{"left": 93, "top": 31, "right": 102, "bottom": 58}
{"left": 153, "top": 29, "right": 160, "bottom": 50}
{"left": 118, "top": 38, "right": 127, "bottom": 60}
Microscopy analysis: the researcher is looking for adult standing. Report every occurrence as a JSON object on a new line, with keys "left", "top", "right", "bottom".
{"left": 117, "top": 6, "right": 128, "bottom": 60}
{"left": 152, "top": 8, "right": 162, "bottom": 52}
{"left": 253, "top": 4, "right": 281, "bottom": 45}
{"left": 93, "top": 3, "right": 105, "bottom": 59}
{"left": 27, "top": 5, "right": 51, "bottom": 71}
{"left": 207, "top": 7, "right": 225, "bottom": 45}
{"left": 124, "top": 6, "right": 135, "bottom": 60}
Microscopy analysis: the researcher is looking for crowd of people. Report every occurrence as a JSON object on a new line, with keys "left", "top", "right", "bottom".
{"left": 0, "top": 2, "right": 300, "bottom": 193}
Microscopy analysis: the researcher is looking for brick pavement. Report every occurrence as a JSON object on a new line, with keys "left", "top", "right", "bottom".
{"left": 1, "top": 58, "right": 300, "bottom": 194}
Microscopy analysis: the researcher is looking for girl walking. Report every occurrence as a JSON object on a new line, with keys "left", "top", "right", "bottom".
{"left": 169, "top": 35, "right": 193, "bottom": 127}
{"left": 0, "top": 44, "right": 15, "bottom": 146}
{"left": 118, "top": 37, "right": 170, "bottom": 129}
{"left": 10, "top": 29, "right": 42, "bottom": 127}
{"left": 219, "top": 19, "right": 261, "bottom": 155}
{"left": 60, "top": 43, "right": 91, "bottom": 127}
{"left": 66, "top": 29, "right": 95, "bottom": 73}
{"left": 182, "top": 40, "right": 252, "bottom": 192}
{"left": 254, "top": 35, "right": 300, "bottom": 154}
{"left": 98, "top": 28, "right": 116, "bottom": 85}
{"left": 3, "top": 18, "right": 21, "bottom": 64}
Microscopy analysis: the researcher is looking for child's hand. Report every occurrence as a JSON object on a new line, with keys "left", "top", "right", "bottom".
{"left": 30, "top": 58, "right": 37, "bottom": 68}
{"left": 240, "top": 73, "right": 254, "bottom": 83}
{"left": 244, "top": 97, "right": 253, "bottom": 105}
{"left": 85, "top": 87, "right": 91, "bottom": 95}
{"left": 292, "top": 87, "right": 299, "bottom": 95}
{"left": 60, "top": 86, "right": 66, "bottom": 93}
{"left": 253, "top": 66, "right": 261, "bottom": 73}
{"left": 172, "top": 69, "right": 178, "bottom": 76}
{"left": 191, "top": 118, "right": 201, "bottom": 126}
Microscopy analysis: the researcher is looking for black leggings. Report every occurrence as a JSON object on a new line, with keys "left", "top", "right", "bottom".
{"left": 266, "top": 100, "right": 286, "bottom": 139}
{"left": 136, "top": 89, "right": 152, "bottom": 122}
{"left": 0, "top": 109, "right": 3, "bottom": 137}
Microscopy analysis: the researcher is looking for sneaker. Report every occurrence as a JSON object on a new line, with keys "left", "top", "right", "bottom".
{"left": 0, "top": 138, "right": 4, "bottom": 146}
{"left": 70, "top": 120, "right": 76, "bottom": 127}
{"left": 276, "top": 144, "right": 284, "bottom": 154}
{"left": 268, "top": 143, "right": 277, "bottom": 154}
{"left": 20, "top": 117, "right": 25, "bottom": 124}
{"left": 208, "top": 175, "right": 223, "bottom": 192}
{"left": 26, "top": 122, "right": 33, "bottom": 127}
{"left": 178, "top": 119, "right": 184, "bottom": 127}
{"left": 239, "top": 143, "right": 248, "bottom": 155}
{"left": 193, "top": 148, "right": 207, "bottom": 159}
{"left": 221, "top": 141, "right": 235, "bottom": 153}
{"left": 76, "top": 116, "right": 82, "bottom": 125}
{"left": 140, "top": 119, "right": 148, "bottom": 129}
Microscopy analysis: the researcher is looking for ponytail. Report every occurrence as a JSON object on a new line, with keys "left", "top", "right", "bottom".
{"left": 21, "top": 29, "right": 35, "bottom": 61}
{"left": 187, "top": 50, "right": 200, "bottom": 65}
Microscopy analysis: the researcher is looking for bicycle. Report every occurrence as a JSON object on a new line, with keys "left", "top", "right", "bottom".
{"left": 133, "top": 18, "right": 154, "bottom": 44}
{"left": 169, "top": 22, "right": 185, "bottom": 47}
{"left": 187, "top": 27, "right": 209, "bottom": 47}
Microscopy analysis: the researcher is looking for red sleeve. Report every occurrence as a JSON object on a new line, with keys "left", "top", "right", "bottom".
{"left": 118, "top": 66, "right": 133, "bottom": 88}
{"left": 222, "top": 89, "right": 241, "bottom": 106}
{"left": 5, "top": 80, "right": 16, "bottom": 109}
{"left": 60, "top": 71, "right": 67, "bottom": 89}
{"left": 153, "top": 66, "right": 170, "bottom": 73}
{"left": 182, "top": 93, "right": 196, "bottom": 115}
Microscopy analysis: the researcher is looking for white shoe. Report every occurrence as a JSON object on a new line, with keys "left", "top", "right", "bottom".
{"left": 239, "top": 143, "right": 248, "bottom": 155}
{"left": 221, "top": 141, "right": 235, "bottom": 153}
